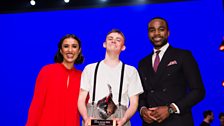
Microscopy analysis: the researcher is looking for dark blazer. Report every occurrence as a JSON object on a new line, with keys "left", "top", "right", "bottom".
{"left": 138, "top": 46, "right": 205, "bottom": 126}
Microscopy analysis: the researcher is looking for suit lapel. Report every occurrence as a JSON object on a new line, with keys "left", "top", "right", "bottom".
{"left": 148, "top": 53, "right": 155, "bottom": 81}
{"left": 143, "top": 53, "right": 155, "bottom": 89}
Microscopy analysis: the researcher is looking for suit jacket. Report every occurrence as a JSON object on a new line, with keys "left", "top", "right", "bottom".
{"left": 138, "top": 46, "right": 205, "bottom": 126}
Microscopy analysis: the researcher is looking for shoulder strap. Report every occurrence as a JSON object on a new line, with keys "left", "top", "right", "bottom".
{"left": 91, "top": 62, "right": 125, "bottom": 106}
{"left": 118, "top": 63, "right": 125, "bottom": 106}
{"left": 92, "top": 61, "right": 100, "bottom": 105}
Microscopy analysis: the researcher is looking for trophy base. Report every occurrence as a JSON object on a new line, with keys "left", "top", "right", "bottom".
{"left": 88, "top": 119, "right": 116, "bottom": 126}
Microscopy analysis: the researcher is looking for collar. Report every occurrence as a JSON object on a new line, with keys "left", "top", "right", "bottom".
{"left": 153, "top": 43, "right": 169, "bottom": 54}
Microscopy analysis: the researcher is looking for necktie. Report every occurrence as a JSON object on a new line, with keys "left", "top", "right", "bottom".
{"left": 153, "top": 50, "right": 160, "bottom": 72}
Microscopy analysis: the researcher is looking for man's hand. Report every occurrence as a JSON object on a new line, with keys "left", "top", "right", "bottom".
{"left": 84, "top": 116, "right": 95, "bottom": 126}
{"left": 141, "top": 107, "right": 157, "bottom": 124}
{"left": 115, "top": 117, "right": 127, "bottom": 126}
{"left": 149, "top": 106, "right": 170, "bottom": 123}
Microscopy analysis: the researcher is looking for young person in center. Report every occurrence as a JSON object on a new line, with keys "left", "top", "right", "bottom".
{"left": 78, "top": 29, "right": 143, "bottom": 126}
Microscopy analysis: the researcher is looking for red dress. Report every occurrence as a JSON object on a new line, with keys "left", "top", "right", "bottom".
{"left": 26, "top": 63, "right": 81, "bottom": 126}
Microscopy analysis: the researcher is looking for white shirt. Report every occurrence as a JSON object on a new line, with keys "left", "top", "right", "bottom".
{"left": 81, "top": 60, "right": 143, "bottom": 107}
{"left": 152, "top": 43, "right": 169, "bottom": 67}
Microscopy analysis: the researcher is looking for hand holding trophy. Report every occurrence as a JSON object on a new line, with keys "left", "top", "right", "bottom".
{"left": 88, "top": 85, "right": 117, "bottom": 126}
{"left": 79, "top": 30, "right": 143, "bottom": 126}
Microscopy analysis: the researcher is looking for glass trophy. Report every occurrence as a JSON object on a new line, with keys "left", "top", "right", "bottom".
{"left": 89, "top": 85, "right": 117, "bottom": 126}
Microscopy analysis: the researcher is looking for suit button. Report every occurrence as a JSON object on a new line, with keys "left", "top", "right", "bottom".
{"left": 150, "top": 90, "right": 154, "bottom": 93}
{"left": 162, "top": 88, "right": 167, "bottom": 92}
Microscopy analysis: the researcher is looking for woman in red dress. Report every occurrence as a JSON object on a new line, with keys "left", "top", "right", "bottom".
{"left": 26, "top": 34, "right": 84, "bottom": 126}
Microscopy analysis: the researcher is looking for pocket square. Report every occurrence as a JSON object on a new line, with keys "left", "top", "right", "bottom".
{"left": 167, "top": 60, "right": 177, "bottom": 66}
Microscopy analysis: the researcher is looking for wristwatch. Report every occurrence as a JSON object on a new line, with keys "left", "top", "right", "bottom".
{"left": 168, "top": 105, "right": 175, "bottom": 114}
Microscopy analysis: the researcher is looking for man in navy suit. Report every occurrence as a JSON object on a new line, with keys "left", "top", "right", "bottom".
{"left": 138, "top": 17, "right": 205, "bottom": 126}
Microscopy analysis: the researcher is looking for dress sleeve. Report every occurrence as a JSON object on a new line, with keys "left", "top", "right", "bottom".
{"left": 26, "top": 66, "right": 49, "bottom": 126}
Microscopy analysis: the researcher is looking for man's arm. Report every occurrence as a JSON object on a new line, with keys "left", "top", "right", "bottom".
{"left": 138, "top": 61, "right": 157, "bottom": 124}
{"left": 175, "top": 51, "right": 205, "bottom": 113}
{"left": 116, "top": 95, "right": 139, "bottom": 126}
{"left": 149, "top": 104, "right": 176, "bottom": 123}
{"left": 137, "top": 64, "right": 147, "bottom": 110}
{"left": 78, "top": 89, "right": 90, "bottom": 126}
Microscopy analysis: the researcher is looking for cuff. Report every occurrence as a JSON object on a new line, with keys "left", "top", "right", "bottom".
{"left": 140, "top": 106, "right": 147, "bottom": 116}
{"left": 171, "top": 103, "right": 180, "bottom": 114}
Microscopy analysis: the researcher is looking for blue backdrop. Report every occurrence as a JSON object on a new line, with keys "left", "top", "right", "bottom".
{"left": 0, "top": 0, "right": 223, "bottom": 125}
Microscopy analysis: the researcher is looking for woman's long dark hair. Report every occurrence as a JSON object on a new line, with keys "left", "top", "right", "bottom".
{"left": 54, "top": 34, "right": 84, "bottom": 64}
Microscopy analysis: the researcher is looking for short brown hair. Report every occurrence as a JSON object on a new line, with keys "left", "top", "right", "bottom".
{"left": 107, "top": 29, "right": 125, "bottom": 41}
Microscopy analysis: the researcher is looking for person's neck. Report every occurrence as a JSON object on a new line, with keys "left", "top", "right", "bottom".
{"left": 155, "top": 47, "right": 162, "bottom": 50}
{"left": 203, "top": 118, "right": 210, "bottom": 124}
{"left": 62, "top": 62, "right": 74, "bottom": 70}
{"left": 104, "top": 52, "right": 120, "bottom": 67}
{"left": 154, "top": 42, "right": 169, "bottom": 51}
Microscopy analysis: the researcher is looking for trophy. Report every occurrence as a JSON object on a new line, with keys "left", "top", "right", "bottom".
{"left": 89, "top": 85, "right": 117, "bottom": 126}
{"left": 88, "top": 119, "right": 116, "bottom": 126}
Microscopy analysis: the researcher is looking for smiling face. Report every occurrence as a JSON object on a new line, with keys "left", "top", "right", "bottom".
{"left": 60, "top": 37, "right": 81, "bottom": 65}
{"left": 148, "top": 18, "right": 170, "bottom": 49}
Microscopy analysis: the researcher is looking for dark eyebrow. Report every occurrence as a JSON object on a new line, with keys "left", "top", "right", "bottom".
{"left": 159, "top": 26, "right": 166, "bottom": 29}
{"left": 148, "top": 27, "right": 155, "bottom": 30}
